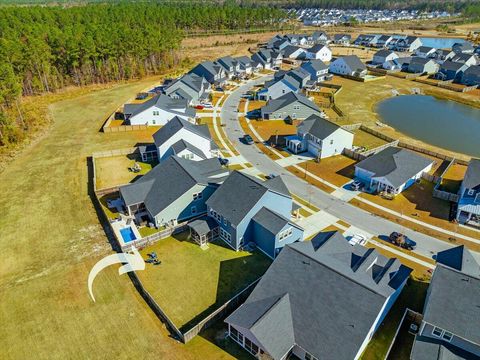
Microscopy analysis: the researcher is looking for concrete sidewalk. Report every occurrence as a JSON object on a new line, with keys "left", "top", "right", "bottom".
{"left": 275, "top": 154, "right": 314, "bottom": 167}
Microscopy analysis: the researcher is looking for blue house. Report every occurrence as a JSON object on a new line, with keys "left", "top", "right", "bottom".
{"left": 202, "top": 171, "right": 303, "bottom": 259}
{"left": 436, "top": 61, "right": 469, "bottom": 81}
{"left": 456, "top": 158, "right": 480, "bottom": 227}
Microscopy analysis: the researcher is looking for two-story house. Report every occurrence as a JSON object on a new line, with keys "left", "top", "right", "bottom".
{"left": 300, "top": 59, "right": 329, "bottom": 82}
{"left": 119, "top": 156, "right": 228, "bottom": 228}
{"left": 329, "top": 55, "right": 367, "bottom": 77}
{"left": 395, "top": 36, "right": 422, "bottom": 52}
{"left": 285, "top": 114, "right": 354, "bottom": 159}
{"left": 257, "top": 78, "right": 299, "bottom": 101}
{"left": 152, "top": 116, "right": 219, "bottom": 162}
{"left": 415, "top": 46, "right": 437, "bottom": 58}
{"left": 204, "top": 171, "right": 303, "bottom": 259}
{"left": 260, "top": 92, "right": 323, "bottom": 120}
{"left": 456, "top": 158, "right": 480, "bottom": 227}
{"left": 216, "top": 56, "right": 240, "bottom": 78}
{"left": 189, "top": 61, "right": 227, "bottom": 85}
{"left": 164, "top": 73, "right": 210, "bottom": 105}
{"left": 226, "top": 230, "right": 412, "bottom": 360}
{"left": 305, "top": 44, "right": 332, "bottom": 62}
{"left": 372, "top": 49, "right": 399, "bottom": 65}
{"left": 411, "top": 245, "right": 480, "bottom": 360}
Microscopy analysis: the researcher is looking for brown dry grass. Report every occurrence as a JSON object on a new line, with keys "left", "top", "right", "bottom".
{"left": 353, "top": 129, "right": 388, "bottom": 149}
{"left": 438, "top": 163, "right": 467, "bottom": 193}
{"left": 295, "top": 155, "right": 357, "bottom": 187}
{"left": 287, "top": 165, "right": 336, "bottom": 194}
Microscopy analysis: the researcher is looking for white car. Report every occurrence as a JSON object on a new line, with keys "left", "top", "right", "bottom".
{"left": 348, "top": 234, "right": 367, "bottom": 246}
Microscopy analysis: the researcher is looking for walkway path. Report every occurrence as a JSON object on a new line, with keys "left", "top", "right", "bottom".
{"left": 220, "top": 76, "right": 480, "bottom": 263}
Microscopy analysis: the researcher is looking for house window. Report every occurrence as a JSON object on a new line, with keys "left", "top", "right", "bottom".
{"left": 279, "top": 227, "right": 293, "bottom": 241}
{"left": 475, "top": 193, "right": 480, "bottom": 204}
{"left": 220, "top": 228, "right": 231, "bottom": 242}
{"left": 223, "top": 217, "right": 227, "bottom": 225}
{"left": 468, "top": 189, "right": 475, "bottom": 196}
{"left": 230, "top": 327, "right": 239, "bottom": 342}
{"left": 330, "top": 139, "right": 334, "bottom": 145}
{"left": 191, "top": 206, "right": 197, "bottom": 215}
{"left": 193, "top": 192, "right": 203, "bottom": 201}
{"left": 432, "top": 327, "right": 443, "bottom": 337}
{"left": 244, "top": 338, "right": 259, "bottom": 356}
{"left": 153, "top": 111, "right": 159, "bottom": 116}
{"left": 305, "top": 353, "right": 317, "bottom": 360}
{"left": 442, "top": 331, "right": 453, "bottom": 342}
{"left": 293, "top": 105, "right": 300, "bottom": 110}
{"left": 152, "top": 119, "right": 156, "bottom": 125}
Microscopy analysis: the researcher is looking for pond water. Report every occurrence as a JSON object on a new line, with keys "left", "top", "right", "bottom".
{"left": 419, "top": 37, "right": 466, "bottom": 49}
{"left": 376, "top": 95, "right": 480, "bottom": 157}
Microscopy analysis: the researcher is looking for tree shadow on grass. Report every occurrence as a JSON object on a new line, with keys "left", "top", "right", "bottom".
{"left": 336, "top": 161, "right": 356, "bottom": 179}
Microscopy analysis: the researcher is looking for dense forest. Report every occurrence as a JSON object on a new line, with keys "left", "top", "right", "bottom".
{"left": 0, "top": 2, "right": 285, "bottom": 146}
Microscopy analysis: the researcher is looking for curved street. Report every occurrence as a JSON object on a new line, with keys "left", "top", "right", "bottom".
{"left": 220, "top": 76, "right": 480, "bottom": 263}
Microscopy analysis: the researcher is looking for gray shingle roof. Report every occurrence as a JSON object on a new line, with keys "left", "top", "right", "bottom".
{"left": 340, "top": 55, "right": 366, "bottom": 72}
{"left": 301, "top": 59, "right": 328, "bottom": 72}
{"left": 436, "top": 245, "right": 480, "bottom": 278}
{"left": 462, "top": 158, "right": 480, "bottom": 190}
{"left": 123, "top": 94, "right": 195, "bottom": 119}
{"left": 355, "top": 147, "right": 434, "bottom": 188}
{"left": 252, "top": 207, "right": 300, "bottom": 235}
{"left": 152, "top": 116, "right": 212, "bottom": 146}
{"left": 422, "top": 261, "right": 480, "bottom": 347}
{"left": 226, "top": 231, "right": 412, "bottom": 360}
{"left": 411, "top": 335, "right": 476, "bottom": 360}
{"left": 261, "top": 92, "right": 321, "bottom": 114}
{"left": 440, "top": 61, "right": 467, "bottom": 72}
{"left": 120, "top": 156, "right": 226, "bottom": 218}
{"left": 171, "top": 139, "right": 207, "bottom": 159}
{"left": 375, "top": 49, "right": 396, "bottom": 58}
{"left": 297, "top": 114, "right": 350, "bottom": 139}
{"left": 206, "top": 171, "right": 290, "bottom": 226}
{"left": 308, "top": 44, "right": 329, "bottom": 53}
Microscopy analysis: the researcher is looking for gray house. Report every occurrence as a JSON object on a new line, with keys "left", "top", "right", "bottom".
{"left": 452, "top": 42, "right": 475, "bottom": 54}
{"left": 260, "top": 92, "right": 322, "bottom": 120}
{"left": 395, "top": 36, "right": 422, "bottom": 52}
{"left": 407, "top": 57, "right": 439, "bottom": 74}
{"left": 436, "top": 61, "right": 469, "bottom": 81}
{"left": 300, "top": 59, "right": 329, "bottom": 82}
{"left": 355, "top": 147, "right": 434, "bottom": 195}
{"left": 431, "top": 49, "right": 456, "bottom": 62}
{"left": 119, "top": 156, "right": 227, "bottom": 227}
{"left": 189, "top": 61, "right": 227, "bottom": 85}
{"left": 204, "top": 171, "right": 303, "bottom": 259}
{"left": 235, "top": 56, "right": 253, "bottom": 75}
{"left": 329, "top": 55, "right": 367, "bottom": 77}
{"left": 216, "top": 56, "right": 240, "bottom": 78}
{"left": 225, "top": 231, "right": 412, "bottom": 360}
{"left": 461, "top": 65, "right": 480, "bottom": 86}
{"left": 164, "top": 73, "right": 210, "bottom": 105}
{"left": 372, "top": 49, "right": 398, "bottom": 65}
{"left": 333, "top": 34, "right": 351, "bottom": 45}
{"left": 451, "top": 53, "right": 478, "bottom": 67}
{"left": 456, "top": 158, "right": 480, "bottom": 226}
{"left": 411, "top": 245, "right": 480, "bottom": 359}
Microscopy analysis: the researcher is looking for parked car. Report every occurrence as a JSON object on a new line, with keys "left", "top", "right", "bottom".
{"left": 265, "top": 173, "right": 277, "bottom": 180}
{"left": 243, "top": 134, "right": 254, "bottom": 145}
{"left": 215, "top": 86, "right": 224, "bottom": 92}
{"left": 219, "top": 158, "right": 229, "bottom": 166}
{"left": 136, "top": 92, "right": 149, "bottom": 100}
{"left": 348, "top": 234, "right": 367, "bottom": 246}
{"left": 351, "top": 180, "right": 363, "bottom": 191}
{"left": 389, "top": 232, "right": 417, "bottom": 250}
{"left": 195, "top": 105, "right": 204, "bottom": 110}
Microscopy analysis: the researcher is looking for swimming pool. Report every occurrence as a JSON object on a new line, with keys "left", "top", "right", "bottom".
{"left": 120, "top": 227, "right": 137, "bottom": 243}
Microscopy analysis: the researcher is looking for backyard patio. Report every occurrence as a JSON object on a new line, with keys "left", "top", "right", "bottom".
{"left": 136, "top": 232, "right": 272, "bottom": 331}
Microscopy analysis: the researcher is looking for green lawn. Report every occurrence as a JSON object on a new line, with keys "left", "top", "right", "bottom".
{"left": 361, "top": 277, "right": 429, "bottom": 360}
{"left": 137, "top": 232, "right": 272, "bottom": 330}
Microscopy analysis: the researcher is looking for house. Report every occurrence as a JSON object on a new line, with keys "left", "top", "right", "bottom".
{"left": 282, "top": 45, "right": 307, "bottom": 61}
{"left": 306, "top": 44, "right": 332, "bottom": 62}
{"left": 452, "top": 41, "right": 475, "bottom": 54}
{"left": 284, "top": 34, "right": 308, "bottom": 46}
{"left": 383, "top": 59, "right": 402, "bottom": 71}
{"left": 119, "top": 156, "right": 227, "bottom": 227}
{"left": 461, "top": 65, "right": 480, "bottom": 86}
{"left": 415, "top": 46, "right": 437, "bottom": 58}
{"left": 266, "top": 34, "right": 283, "bottom": 49}
{"left": 285, "top": 114, "right": 354, "bottom": 158}
{"left": 312, "top": 30, "right": 329, "bottom": 43}
{"left": 407, "top": 57, "right": 439, "bottom": 75}
{"left": 376, "top": 34, "right": 393, "bottom": 48}
{"left": 354, "top": 147, "right": 434, "bottom": 195}
{"left": 456, "top": 158, "right": 480, "bottom": 226}
{"left": 329, "top": 55, "right": 367, "bottom": 77}
{"left": 451, "top": 53, "right": 478, "bottom": 67}
{"left": 164, "top": 73, "right": 210, "bottom": 105}
{"left": 333, "top": 34, "right": 351, "bottom": 45}
{"left": 475, "top": 46, "right": 480, "bottom": 56}
{"left": 124, "top": 94, "right": 195, "bottom": 126}
{"left": 260, "top": 92, "right": 322, "bottom": 120}
{"left": 287, "top": 67, "right": 312, "bottom": 89}
{"left": 271, "top": 39, "right": 292, "bottom": 52}
{"left": 235, "top": 56, "right": 253, "bottom": 75}
{"left": 435, "top": 61, "right": 469, "bottom": 81}
{"left": 152, "top": 116, "right": 218, "bottom": 162}
{"left": 204, "top": 171, "right": 303, "bottom": 258}
{"left": 189, "top": 61, "right": 227, "bottom": 85}
{"left": 300, "top": 59, "right": 329, "bottom": 82}
{"left": 225, "top": 231, "right": 412, "bottom": 360}
{"left": 216, "top": 56, "right": 240, "bottom": 78}
{"left": 354, "top": 34, "right": 375, "bottom": 46}
{"left": 396, "top": 56, "right": 414, "bottom": 71}
{"left": 395, "top": 36, "right": 422, "bottom": 52}
{"left": 411, "top": 245, "right": 480, "bottom": 360}
{"left": 372, "top": 49, "right": 398, "bottom": 65}
{"left": 430, "top": 49, "right": 455, "bottom": 62}
{"left": 257, "top": 78, "right": 299, "bottom": 101}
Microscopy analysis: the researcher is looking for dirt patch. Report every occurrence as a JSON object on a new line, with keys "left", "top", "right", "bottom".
{"left": 295, "top": 155, "right": 357, "bottom": 187}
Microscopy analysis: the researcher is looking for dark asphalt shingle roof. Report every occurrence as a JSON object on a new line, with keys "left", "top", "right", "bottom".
{"left": 297, "top": 114, "right": 350, "bottom": 139}
{"left": 374, "top": 49, "right": 396, "bottom": 58}
{"left": 462, "top": 158, "right": 480, "bottom": 190}
{"left": 123, "top": 94, "right": 195, "bottom": 119}
{"left": 261, "top": 92, "right": 321, "bottom": 114}
{"left": 171, "top": 139, "right": 207, "bottom": 159}
{"left": 301, "top": 59, "right": 328, "bottom": 72}
{"left": 411, "top": 335, "right": 477, "bottom": 360}
{"left": 436, "top": 245, "right": 480, "bottom": 278}
{"left": 308, "top": 44, "right": 329, "bottom": 53}
{"left": 252, "top": 207, "right": 301, "bottom": 235}
{"left": 120, "top": 156, "right": 226, "bottom": 218}
{"left": 340, "top": 55, "right": 366, "bottom": 72}
{"left": 355, "top": 147, "right": 434, "bottom": 188}
{"left": 440, "top": 61, "right": 467, "bottom": 72}
{"left": 206, "top": 171, "right": 290, "bottom": 226}
{"left": 152, "top": 116, "right": 212, "bottom": 146}
{"left": 226, "top": 231, "right": 412, "bottom": 360}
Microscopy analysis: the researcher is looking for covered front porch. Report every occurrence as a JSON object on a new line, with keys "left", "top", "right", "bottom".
{"left": 368, "top": 178, "right": 400, "bottom": 196}
{"left": 285, "top": 135, "right": 305, "bottom": 154}
{"left": 457, "top": 203, "right": 480, "bottom": 228}
{"left": 188, "top": 216, "right": 219, "bottom": 247}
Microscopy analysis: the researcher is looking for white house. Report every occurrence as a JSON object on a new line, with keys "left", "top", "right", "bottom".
{"left": 354, "top": 147, "right": 434, "bottom": 195}
{"left": 372, "top": 49, "right": 398, "bottom": 65}
{"left": 329, "top": 55, "right": 367, "bottom": 77}
{"left": 415, "top": 46, "right": 437, "bottom": 58}
{"left": 285, "top": 114, "right": 354, "bottom": 159}
{"left": 257, "top": 78, "right": 299, "bottom": 101}
{"left": 306, "top": 44, "right": 332, "bottom": 62}
{"left": 152, "top": 116, "right": 219, "bottom": 162}
{"left": 124, "top": 94, "right": 195, "bottom": 126}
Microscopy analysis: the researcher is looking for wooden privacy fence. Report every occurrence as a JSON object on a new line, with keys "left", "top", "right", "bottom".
{"left": 104, "top": 124, "right": 149, "bottom": 133}
{"left": 92, "top": 147, "right": 137, "bottom": 159}
{"left": 119, "top": 223, "right": 188, "bottom": 252}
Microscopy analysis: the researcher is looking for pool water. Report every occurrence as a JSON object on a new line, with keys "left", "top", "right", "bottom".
{"left": 120, "top": 227, "right": 137, "bottom": 243}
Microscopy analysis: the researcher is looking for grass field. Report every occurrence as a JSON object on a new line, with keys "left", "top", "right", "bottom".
{"left": 0, "top": 77, "right": 249, "bottom": 360}
{"left": 94, "top": 155, "right": 155, "bottom": 189}
{"left": 137, "top": 233, "right": 271, "bottom": 330}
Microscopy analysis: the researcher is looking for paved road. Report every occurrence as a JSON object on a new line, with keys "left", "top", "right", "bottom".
{"left": 220, "top": 77, "right": 480, "bottom": 262}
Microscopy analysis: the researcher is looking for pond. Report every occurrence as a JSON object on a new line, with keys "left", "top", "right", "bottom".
{"left": 376, "top": 95, "right": 480, "bottom": 157}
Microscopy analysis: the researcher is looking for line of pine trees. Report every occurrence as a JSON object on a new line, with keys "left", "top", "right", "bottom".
{"left": 0, "top": 2, "right": 286, "bottom": 147}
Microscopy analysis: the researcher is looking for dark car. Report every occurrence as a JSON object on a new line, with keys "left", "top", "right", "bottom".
{"left": 243, "top": 134, "right": 254, "bottom": 145}
{"left": 219, "top": 158, "right": 229, "bottom": 166}
{"left": 265, "top": 173, "right": 277, "bottom": 180}
{"left": 389, "top": 232, "right": 417, "bottom": 250}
